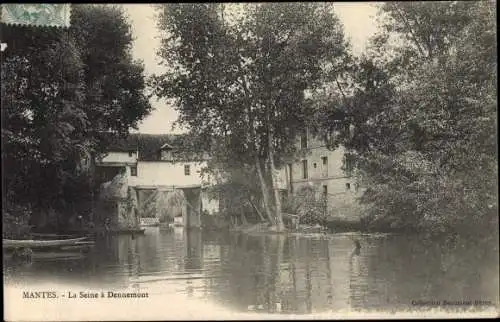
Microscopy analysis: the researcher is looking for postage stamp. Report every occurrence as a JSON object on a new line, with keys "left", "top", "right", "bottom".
{"left": 1, "top": 4, "right": 71, "bottom": 28}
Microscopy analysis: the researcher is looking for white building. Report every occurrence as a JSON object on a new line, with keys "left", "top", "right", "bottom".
{"left": 95, "top": 134, "right": 219, "bottom": 216}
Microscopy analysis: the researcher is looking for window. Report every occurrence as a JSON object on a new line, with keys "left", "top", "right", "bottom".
{"left": 344, "top": 153, "right": 354, "bottom": 176}
{"left": 129, "top": 151, "right": 133, "bottom": 157}
{"left": 321, "top": 156, "right": 328, "bottom": 177}
{"left": 313, "top": 163, "right": 317, "bottom": 169}
{"left": 345, "top": 182, "right": 351, "bottom": 190}
{"left": 300, "top": 131, "right": 308, "bottom": 149}
{"left": 131, "top": 166, "right": 137, "bottom": 177}
{"left": 184, "top": 164, "right": 191, "bottom": 176}
{"left": 302, "top": 160, "right": 308, "bottom": 179}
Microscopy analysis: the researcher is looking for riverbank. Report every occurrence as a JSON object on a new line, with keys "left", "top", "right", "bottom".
{"left": 229, "top": 223, "right": 285, "bottom": 234}
{"left": 228, "top": 221, "right": 346, "bottom": 235}
{"left": 223, "top": 219, "right": 487, "bottom": 238}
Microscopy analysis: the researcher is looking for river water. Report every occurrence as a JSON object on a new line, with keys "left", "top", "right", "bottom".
{"left": 3, "top": 227, "right": 499, "bottom": 319}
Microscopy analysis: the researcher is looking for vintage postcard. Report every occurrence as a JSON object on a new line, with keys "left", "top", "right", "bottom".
{"left": 2, "top": 2, "right": 498, "bottom": 321}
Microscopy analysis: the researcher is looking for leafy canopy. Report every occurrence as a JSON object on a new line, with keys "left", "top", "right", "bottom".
{"left": 1, "top": 4, "right": 152, "bottom": 216}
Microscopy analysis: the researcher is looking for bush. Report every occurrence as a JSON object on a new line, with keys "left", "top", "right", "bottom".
{"left": 3, "top": 203, "right": 32, "bottom": 239}
{"left": 283, "top": 186, "right": 328, "bottom": 226}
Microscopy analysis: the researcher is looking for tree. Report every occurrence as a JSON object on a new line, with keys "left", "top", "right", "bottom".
{"left": 315, "top": 1, "right": 497, "bottom": 236}
{"left": 70, "top": 5, "right": 152, "bottom": 139}
{"left": 1, "top": 4, "right": 151, "bottom": 232}
{"left": 151, "top": 3, "right": 349, "bottom": 231}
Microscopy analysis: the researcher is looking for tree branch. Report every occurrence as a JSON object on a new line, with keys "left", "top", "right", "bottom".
{"left": 335, "top": 76, "right": 347, "bottom": 101}
{"left": 394, "top": 7, "right": 428, "bottom": 58}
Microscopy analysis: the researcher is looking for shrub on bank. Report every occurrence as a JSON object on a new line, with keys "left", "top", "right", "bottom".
{"left": 282, "top": 186, "right": 328, "bottom": 227}
{"left": 2, "top": 204, "right": 32, "bottom": 239}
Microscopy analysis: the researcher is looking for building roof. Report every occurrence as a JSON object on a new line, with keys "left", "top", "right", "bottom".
{"left": 105, "top": 133, "right": 182, "bottom": 161}
{"left": 105, "top": 133, "right": 206, "bottom": 161}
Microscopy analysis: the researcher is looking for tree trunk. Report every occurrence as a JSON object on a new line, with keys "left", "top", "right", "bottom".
{"left": 249, "top": 197, "right": 266, "bottom": 223}
{"left": 255, "top": 157, "right": 275, "bottom": 225}
{"left": 267, "top": 136, "right": 285, "bottom": 231}
{"left": 266, "top": 105, "right": 285, "bottom": 232}
{"left": 241, "top": 210, "right": 248, "bottom": 226}
{"left": 243, "top": 75, "right": 277, "bottom": 228}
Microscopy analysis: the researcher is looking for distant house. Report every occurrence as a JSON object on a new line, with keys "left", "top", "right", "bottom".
{"left": 278, "top": 129, "right": 361, "bottom": 221}
{"left": 95, "top": 133, "right": 219, "bottom": 216}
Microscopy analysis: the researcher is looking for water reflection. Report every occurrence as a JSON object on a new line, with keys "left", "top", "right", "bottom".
{"left": 184, "top": 229, "right": 203, "bottom": 270}
{"left": 3, "top": 228, "right": 499, "bottom": 315}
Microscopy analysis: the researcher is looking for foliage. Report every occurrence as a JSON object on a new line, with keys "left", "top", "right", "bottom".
{"left": 282, "top": 185, "right": 327, "bottom": 226}
{"left": 157, "top": 190, "right": 184, "bottom": 223}
{"left": 1, "top": 4, "right": 151, "bottom": 229}
{"left": 151, "top": 3, "right": 349, "bottom": 229}
{"left": 70, "top": 5, "right": 152, "bottom": 138}
{"left": 314, "top": 1, "right": 497, "bottom": 235}
{"left": 2, "top": 203, "right": 32, "bottom": 239}
{"left": 207, "top": 164, "right": 267, "bottom": 225}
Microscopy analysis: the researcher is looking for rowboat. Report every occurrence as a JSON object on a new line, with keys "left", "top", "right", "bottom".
{"left": 30, "top": 233, "right": 81, "bottom": 239}
{"left": 31, "top": 252, "right": 86, "bottom": 261}
{"left": 3, "top": 237, "right": 88, "bottom": 249}
{"left": 66, "top": 228, "right": 146, "bottom": 235}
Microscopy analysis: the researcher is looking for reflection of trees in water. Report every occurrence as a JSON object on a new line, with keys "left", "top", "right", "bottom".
{"left": 348, "top": 235, "right": 500, "bottom": 311}
{"left": 266, "top": 235, "right": 286, "bottom": 313}
{"left": 288, "top": 237, "right": 299, "bottom": 311}
{"left": 282, "top": 237, "right": 350, "bottom": 313}
{"left": 347, "top": 235, "right": 452, "bottom": 311}
{"left": 54, "top": 235, "right": 135, "bottom": 286}
{"left": 113, "top": 232, "right": 497, "bottom": 312}
{"left": 211, "top": 233, "right": 275, "bottom": 311}
{"left": 4, "top": 250, "right": 100, "bottom": 286}
{"left": 116, "top": 235, "right": 141, "bottom": 278}
{"left": 348, "top": 242, "right": 370, "bottom": 310}
{"left": 232, "top": 233, "right": 266, "bottom": 309}
{"left": 184, "top": 229, "right": 203, "bottom": 270}
{"left": 305, "top": 242, "right": 313, "bottom": 313}
{"left": 135, "top": 228, "right": 162, "bottom": 272}
{"left": 86, "top": 230, "right": 497, "bottom": 313}
{"left": 210, "top": 233, "right": 359, "bottom": 314}
{"left": 325, "top": 239, "right": 333, "bottom": 305}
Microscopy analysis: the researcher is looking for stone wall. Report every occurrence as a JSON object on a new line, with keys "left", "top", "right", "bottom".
{"left": 97, "top": 172, "right": 140, "bottom": 230}
{"left": 292, "top": 178, "right": 362, "bottom": 222}
{"left": 116, "top": 187, "right": 139, "bottom": 229}
{"left": 326, "top": 191, "right": 363, "bottom": 222}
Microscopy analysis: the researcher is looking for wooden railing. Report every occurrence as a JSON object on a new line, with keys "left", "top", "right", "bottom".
{"left": 140, "top": 217, "right": 160, "bottom": 226}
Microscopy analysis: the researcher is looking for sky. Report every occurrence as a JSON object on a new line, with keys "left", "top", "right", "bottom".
{"left": 122, "top": 3, "right": 380, "bottom": 134}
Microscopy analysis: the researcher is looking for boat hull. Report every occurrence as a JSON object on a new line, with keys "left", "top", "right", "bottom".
{"left": 3, "top": 237, "right": 88, "bottom": 249}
